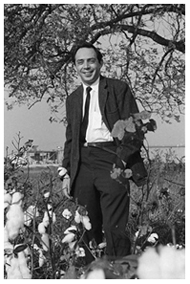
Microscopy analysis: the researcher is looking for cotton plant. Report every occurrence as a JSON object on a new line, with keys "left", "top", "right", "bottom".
{"left": 61, "top": 205, "right": 97, "bottom": 263}
{"left": 111, "top": 110, "right": 157, "bottom": 186}
{"left": 24, "top": 205, "right": 39, "bottom": 226}
{"left": 62, "top": 208, "right": 73, "bottom": 220}
{"left": 33, "top": 244, "right": 47, "bottom": 268}
{"left": 5, "top": 243, "right": 31, "bottom": 279}
{"left": 38, "top": 203, "right": 56, "bottom": 252}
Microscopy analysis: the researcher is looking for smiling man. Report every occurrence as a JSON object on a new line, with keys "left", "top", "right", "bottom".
{"left": 59, "top": 42, "right": 140, "bottom": 265}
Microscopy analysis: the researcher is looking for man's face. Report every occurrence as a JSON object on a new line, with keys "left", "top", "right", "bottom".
{"left": 75, "top": 47, "right": 103, "bottom": 85}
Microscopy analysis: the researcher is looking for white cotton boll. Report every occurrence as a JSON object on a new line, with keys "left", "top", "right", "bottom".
{"left": 24, "top": 211, "right": 31, "bottom": 227}
{"left": 42, "top": 211, "right": 50, "bottom": 227}
{"left": 24, "top": 247, "right": 31, "bottom": 259}
{"left": 17, "top": 251, "right": 31, "bottom": 279}
{"left": 47, "top": 203, "right": 52, "bottom": 211}
{"left": 41, "top": 233, "right": 49, "bottom": 251}
{"left": 43, "top": 192, "right": 50, "bottom": 198}
{"left": 7, "top": 257, "right": 23, "bottom": 279}
{"left": 24, "top": 206, "right": 35, "bottom": 226}
{"left": 12, "top": 192, "right": 23, "bottom": 204}
{"left": 74, "top": 210, "right": 81, "bottom": 223}
{"left": 64, "top": 225, "right": 77, "bottom": 235}
{"left": 4, "top": 193, "right": 12, "bottom": 208}
{"left": 137, "top": 247, "right": 161, "bottom": 279}
{"left": 4, "top": 241, "right": 13, "bottom": 255}
{"left": 98, "top": 242, "right": 107, "bottom": 249}
{"left": 75, "top": 247, "right": 85, "bottom": 257}
{"left": 159, "top": 246, "right": 176, "bottom": 278}
{"left": 62, "top": 208, "right": 72, "bottom": 219}
{"left": 52, "top": 212, "right": 56, "bottom": 223}
{"left": 135, "top": 230, "right": 140, "bottom": 238}
{"left": 4, "top": 202, "right": 9, "bottom": 209}
{"left": 147, "top": 233, "right": 159, "bottom": 243}
{"left": 33, "top": 244, "right": 40, "bottom": 251}
{"left": 68, "top": 241, "right": 77, "bottom": 250}
{"left": 62, "top": 233, "right": 75, "bottom": 244}
{"left": 6, "top": 204, "right": 24, "bottom": 240}
{"left": 174, "top": 249, "right": 185, "bottom": 279}
{"left": 39, "top": 249, "right": 46, "bottom": 267}
{"left": 24, "top": 205, "right": 39, "bottom": 226}
{"left": 159, "top": 246, "right": 185, "bottom": 279}
{"left": 4, "top": 226, "right": 9, "bottom": 242}
{"left": 86, "top": 268, "right": 105, "bottom": 279}
{"left": 58, "top": 167, "right": 67, "bottom": 177}
{"left": 38, "top": 222, "right": 46, "bottom": 234}
{"left": 82, "top": 215, "right": 92, "bottom": 230}
{"left": 47, "top": 204, "right": 56, "bottom": 222}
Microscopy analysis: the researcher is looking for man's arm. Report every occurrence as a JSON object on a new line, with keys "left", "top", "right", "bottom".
{"left": 58, "top": 96, "right": 73, "bottom": 199}
{"left": 61, "top": 96, "right": 72, "bottom": 175}
{"left": 117, "top": 81, "right": 139, "bottom": 120}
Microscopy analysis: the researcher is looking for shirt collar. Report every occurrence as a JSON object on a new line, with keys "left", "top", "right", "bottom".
{"left": 82, "top": 77, "right": 100, "bottom": 91}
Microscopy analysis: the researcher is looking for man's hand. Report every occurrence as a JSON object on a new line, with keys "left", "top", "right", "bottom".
{"left": 62, "top": 174, "right": 72, "bottom": 199}
{"left": 57, "top": 167, "right": 72, "bottom": 199}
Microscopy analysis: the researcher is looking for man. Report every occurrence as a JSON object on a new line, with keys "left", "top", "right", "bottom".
{"left": 59, "top": 42, "right": 140, "bottom": 264}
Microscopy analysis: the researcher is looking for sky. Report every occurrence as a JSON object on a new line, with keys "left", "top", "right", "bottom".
{"left": 4, "top": 92, "right": 185, "bottom": 158}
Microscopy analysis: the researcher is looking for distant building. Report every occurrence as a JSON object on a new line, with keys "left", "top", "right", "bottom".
{"left": 26, "top": 146, "right": 63, "bottom": 165}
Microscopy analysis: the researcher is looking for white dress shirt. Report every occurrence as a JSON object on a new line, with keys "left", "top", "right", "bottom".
{"left": 82, "top": 78, "right": 113, "bottom": 143}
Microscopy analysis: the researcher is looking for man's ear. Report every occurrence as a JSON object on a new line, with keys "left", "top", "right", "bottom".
{"left": 100, "top": 60, "right": 103, "bottom": 68}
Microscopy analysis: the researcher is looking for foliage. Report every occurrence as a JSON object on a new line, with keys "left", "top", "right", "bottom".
{"left": 4, "top": 136, "right": 185, "bottom": 279}
{"left": 110, "top": 111, "right": 156, "bottom": 186}
{"left": 4, "top": 4, "right": 185, "bottom": 122}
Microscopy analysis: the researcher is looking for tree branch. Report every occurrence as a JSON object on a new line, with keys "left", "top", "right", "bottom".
{"left": 113, "top": 24, "right": 185, "bottom": 53}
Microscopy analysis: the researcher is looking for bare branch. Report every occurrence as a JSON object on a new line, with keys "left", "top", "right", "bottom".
{"left": 113, "top": 24, "right": 185, "bottom": 53}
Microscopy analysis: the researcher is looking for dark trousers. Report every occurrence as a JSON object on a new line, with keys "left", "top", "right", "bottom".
{"left": 72, "top": 144, "right": 131, "bottom": 264}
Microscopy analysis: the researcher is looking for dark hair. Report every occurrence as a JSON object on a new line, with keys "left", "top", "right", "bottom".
{"left": 72, "top": 42, "right": 103, "bottom": 64}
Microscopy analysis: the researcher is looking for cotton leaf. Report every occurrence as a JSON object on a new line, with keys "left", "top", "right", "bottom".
{"left": 146, "top": 119, "right": 157, "bottom": 132}
{"left": 123, "top": 168, "right": 133, "bottom": 179}
{"left": 133, "top": 111, "right": 151, "bottom": 121}
{"left": 124, "top": 117, "right": 136, "bottom": 133}
{"left": 111, "top": 120, "right": 126, "bottom": 140}
{"left": 13, "top": 243, "right": 27, "bottom": 254}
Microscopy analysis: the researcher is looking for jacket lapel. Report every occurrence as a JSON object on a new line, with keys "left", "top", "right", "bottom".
{"left": 99, "top": 76, "right": 110, "bottom": 130}
{"left": 74, "top": 84, "right": 83, "bottom": 131}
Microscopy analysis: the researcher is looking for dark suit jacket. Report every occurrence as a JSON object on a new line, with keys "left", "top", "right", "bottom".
{"left": 62, "top": 75, "right": 140, "bottom": 188}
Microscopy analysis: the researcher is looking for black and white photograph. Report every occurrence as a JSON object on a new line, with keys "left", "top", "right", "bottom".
{"left": 4, "top": 1, "right": 186, "bottom": 279}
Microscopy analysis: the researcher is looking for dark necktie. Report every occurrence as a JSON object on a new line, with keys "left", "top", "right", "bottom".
{"left": 80, "top": 86, "right": 92, "bottom": 143}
